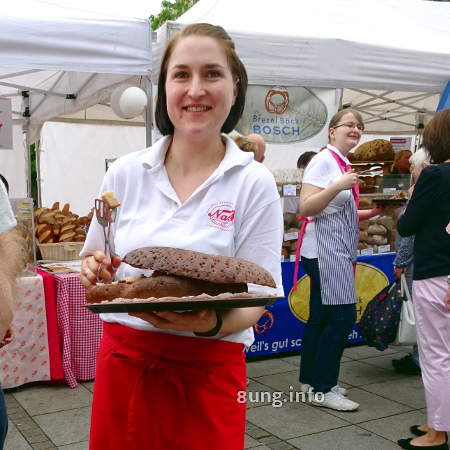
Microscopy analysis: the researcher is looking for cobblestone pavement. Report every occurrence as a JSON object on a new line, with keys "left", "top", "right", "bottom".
{"left": 4, "top": 344, "right": 424, "bottom": 449}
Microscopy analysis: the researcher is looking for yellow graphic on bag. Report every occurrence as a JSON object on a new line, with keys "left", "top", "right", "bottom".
{"left": 288, "top": 262, "right": 389, "bottom": 324}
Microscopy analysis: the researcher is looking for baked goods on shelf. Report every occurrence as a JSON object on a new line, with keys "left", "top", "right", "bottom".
{"left": 358, "top": 215, "right": 396, "bottom": 253}
{"left": 35, "top": 203, "right": 93, "bottom": 244}
{"left": 349, "top": 139, "right": 395, "bottom": 162}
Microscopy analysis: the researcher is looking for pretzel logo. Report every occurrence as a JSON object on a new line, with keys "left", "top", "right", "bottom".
{"left": 265, "top": 87, "right": 289, "bottom": 115}
{"left": 254, "top": 311, "right": 275, "bottom": 334}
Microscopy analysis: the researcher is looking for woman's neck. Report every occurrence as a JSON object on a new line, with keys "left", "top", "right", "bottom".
{"left": 165, "top": 132, "right": 225, "bottom": 175}
{"left": 329, "top": 143, "right": 350, "bottom": 156}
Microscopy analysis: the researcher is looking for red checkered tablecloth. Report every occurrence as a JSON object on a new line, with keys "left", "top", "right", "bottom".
{"left": 0, "top": 274, "right": 51, "bottom": 388}
{"left": 54, "top": 273, "right": 103, "bottom": 388}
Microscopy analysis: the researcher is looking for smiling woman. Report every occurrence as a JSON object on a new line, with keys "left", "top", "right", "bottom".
{"left": 79, "top": 23, "right": 283, "bottom": 450}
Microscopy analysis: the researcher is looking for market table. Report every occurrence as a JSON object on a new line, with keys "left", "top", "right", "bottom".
{"left": 52, "top": 272, "right": 102, "bottom": 388}
{"left": 0, "top": 273, "right": 51, "bottom": 388}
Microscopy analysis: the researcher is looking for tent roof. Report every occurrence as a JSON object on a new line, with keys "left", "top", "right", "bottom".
{"left": 153, "top": 0, "right": 449, "bottom": 133}
{"left": 0, "top": 0, "right": 152, "bottom": 141}
{"left": 174, "top": 0, "right": 450, "bottom": 93}
{"left": 1, "top": 0, "right": 152, "bottom": 75}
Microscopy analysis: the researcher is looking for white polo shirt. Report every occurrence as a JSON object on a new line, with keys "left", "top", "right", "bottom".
{"left": 0, "top": 182, "right": 16, "bottom": 234}
{"left": 81, "top": 135, "right": 284, "bottom": 347}
{"left": 300, "top": 145, "right": 352, "bottom": 259}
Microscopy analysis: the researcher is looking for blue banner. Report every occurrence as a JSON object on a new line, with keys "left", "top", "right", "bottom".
{"left": 246, "top": 253, "right": 396, "bottom": 356}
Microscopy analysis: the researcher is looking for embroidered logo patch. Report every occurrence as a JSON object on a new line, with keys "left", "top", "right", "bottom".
{"left": 207, "top": 202, "right": 235, "bottom": 230}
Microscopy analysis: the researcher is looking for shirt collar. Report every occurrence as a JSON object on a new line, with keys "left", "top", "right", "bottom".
{"left": 141, "top": 134, "right": 254, "bottom": 173}
{"left": 327, "top": 144, "right": 351, "bottom": 165}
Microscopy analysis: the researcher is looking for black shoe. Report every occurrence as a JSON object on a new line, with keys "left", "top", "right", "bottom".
{"left": 397, "top": 437, "right": 449, "bottom": 450}
{"left": 410, "top": 425, "right": 427, "bottom": 437}
{"left": 392, "top": 355, "right": 421, "bottom": 375}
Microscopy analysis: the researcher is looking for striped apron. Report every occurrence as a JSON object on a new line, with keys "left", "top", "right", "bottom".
{"left": 315, "top": 196, "right": 359, "bottom": 305}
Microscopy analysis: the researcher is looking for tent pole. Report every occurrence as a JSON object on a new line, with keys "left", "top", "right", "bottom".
{"left": 145, "top": 77, "right": 153, "bottom": 147}
{"left": 22, "top": 91, "right": 32, "bottom": 200}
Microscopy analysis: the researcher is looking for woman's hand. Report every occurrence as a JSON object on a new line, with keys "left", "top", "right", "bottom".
{"left": 332, "top": 170, "right": 359, "bottom": 192}
{"left": 129, "top": 309, "right": 218, "bottom": 334}
{"left": 394, "top": 267, "right": 404, "bottom": 280}
{"left": 80, "top": 251, "right": 122, "bottom": 287}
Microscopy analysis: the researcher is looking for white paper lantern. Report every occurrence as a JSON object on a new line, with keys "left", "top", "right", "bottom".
{"left": 110, "top": 85, "right": 147, "bottom": 119}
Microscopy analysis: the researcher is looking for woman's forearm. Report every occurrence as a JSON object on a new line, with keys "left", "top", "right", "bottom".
{"left": 220, "top": 306, "right": 264, "bottom": 334}
{"left": 299, "top": 184, "right": 341, "bottom": 217}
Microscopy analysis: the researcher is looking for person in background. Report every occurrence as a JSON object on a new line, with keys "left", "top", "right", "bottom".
{"left": 232, "top": 133, "right": 266, "bottom": 163}
{"left": 391, "top": 148, "right": 429, "bottom": 376}
{"left": 0, "top": 180, "right": 23, "bottom": 448}
{"left": 397, "top": 109, "right": 450, "bottom": 450}
{"left": 298, "top": 109, "right": 383, "bottom": 411}
{"left": 297, "top": 151, "right": 317, "bottom": 170}
{"left": 392, "top": 149, "right": 413, "bottom": 175}
{"left": 79, "top": 23, "right": 282, "bottom": 450}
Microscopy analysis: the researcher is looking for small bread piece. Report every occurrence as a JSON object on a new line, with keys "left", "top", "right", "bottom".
{"left": 52, "top": 202, "right": 60, "bottom": 210}
{"left": 367, "top": 234, "right": 388, "bottom": 245}
{"left": 59, "top": 231, "right": 76, "bottom": 242}
{"left": 60, "top": 223, "right": 76, "bottom": 234}
{"left": 62, "top": 203, "right": 71, "bottom": 215}
{"left": 39, "top": 210, "right": 56, "bottom": 225}
{"left": 101, "top": 191, "right": 121, "bottom": 209}
{"left": 38, "top": 229, "right": 53, "bottom": 243}
{"left": 36, "top": 223, "right": 50, "bottom": 234}
{"left": 367, "top": 224, "right": 387, "bottom": 235}
{"left": 124, "top": 247, "right": 276, "bottom": 288}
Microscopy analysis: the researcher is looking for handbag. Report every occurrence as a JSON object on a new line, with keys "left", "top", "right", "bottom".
{"left": 393, "top": 273, "right": 417, "bottom": 345}
{"left": 358, "top": 281, "right": 403, "bottom": 351}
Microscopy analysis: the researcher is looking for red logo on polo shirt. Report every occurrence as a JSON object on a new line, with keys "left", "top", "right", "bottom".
{"left": 207, "top": 202, "right": 235, "bottom": 230}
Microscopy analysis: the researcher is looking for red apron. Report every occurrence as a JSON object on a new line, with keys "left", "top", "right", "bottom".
{"left": 90, "top": 323, "right": 247, "bottom": 450}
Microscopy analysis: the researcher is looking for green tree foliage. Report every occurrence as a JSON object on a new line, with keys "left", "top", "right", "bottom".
{"left": 150, "top": 0, "right": 199, "bottom": 30}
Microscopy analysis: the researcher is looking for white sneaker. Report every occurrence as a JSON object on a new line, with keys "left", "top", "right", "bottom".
{"left": 301, "top": 383, "right": 347, "bottom": 396}
{"left": 311, "top": 391, "right": 359, "bottom": 411}
{"left": 331, "top": 385, "right": 348, "bottom": 396}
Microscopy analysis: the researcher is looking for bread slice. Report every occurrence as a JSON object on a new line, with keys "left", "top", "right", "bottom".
{"left": 101, "top": 191, "right": 121, "bottom": 209}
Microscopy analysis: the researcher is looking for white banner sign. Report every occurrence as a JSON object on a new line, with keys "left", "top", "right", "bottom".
{"left": 0, "top": 97, "right": 13, "bottom": 150}
{"left": 236, "top": 85, "right": 328, "bottom": 144}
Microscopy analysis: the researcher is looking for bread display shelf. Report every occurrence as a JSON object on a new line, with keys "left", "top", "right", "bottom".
{"left": 85, "top": 293, "right": 282, "bottom": 313}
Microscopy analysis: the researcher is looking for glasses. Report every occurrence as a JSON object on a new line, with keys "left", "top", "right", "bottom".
{"left": 333, "top": 122, "right": 364, "bottom": 132}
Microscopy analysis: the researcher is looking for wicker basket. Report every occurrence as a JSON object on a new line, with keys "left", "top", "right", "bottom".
{"left": 38, "top": 242, "right": 84, "bottom": 261}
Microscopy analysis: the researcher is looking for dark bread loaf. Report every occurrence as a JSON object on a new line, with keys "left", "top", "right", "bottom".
{"left": 123, "top": 247, "right": 276, "bottom": 288}
{"left": 86, "top": 273, "right": 247, "bottom": 304}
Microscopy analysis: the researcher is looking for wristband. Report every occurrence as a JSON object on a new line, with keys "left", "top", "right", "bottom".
{"left": 194, "top": 310, "right": 223, "bottom": 337}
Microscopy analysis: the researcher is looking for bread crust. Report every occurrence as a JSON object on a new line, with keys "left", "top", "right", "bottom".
{"left": 123, "top": 247, "right": 276, "bottom": 288}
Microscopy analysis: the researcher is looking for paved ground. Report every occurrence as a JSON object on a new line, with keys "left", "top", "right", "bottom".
{"left": 4, "top": 344, "right": 423, "bottom": 449}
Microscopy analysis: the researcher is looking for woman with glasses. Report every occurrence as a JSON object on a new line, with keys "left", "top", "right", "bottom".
{"left": 298, "top": 109, "right": 382, "bottom": 411}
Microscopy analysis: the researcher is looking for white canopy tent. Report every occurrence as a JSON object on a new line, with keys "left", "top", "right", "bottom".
{"left": 153, "top": 0, "right": 450, "bottom": 134}
{"left": 0, "top": 0, "right": 152, "bottom": 199}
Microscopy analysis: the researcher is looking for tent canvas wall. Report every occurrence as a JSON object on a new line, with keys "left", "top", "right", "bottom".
{"left": 0, "top": 0, "right": 152, "bottom": 198}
